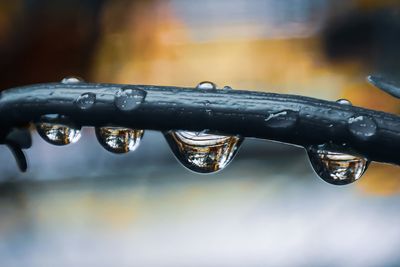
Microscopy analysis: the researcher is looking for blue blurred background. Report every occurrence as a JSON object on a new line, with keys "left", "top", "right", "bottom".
{"left": 0, "top": 0, "right": 400, "bottom": 266}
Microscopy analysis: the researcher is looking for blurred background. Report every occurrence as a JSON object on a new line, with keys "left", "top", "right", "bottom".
{"left": 0, "top": 0, "right": 400, "bottom": 266}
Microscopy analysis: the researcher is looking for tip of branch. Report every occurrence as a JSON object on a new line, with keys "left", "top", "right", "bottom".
{"left": 368, "top": 74, "right": 400, "bottom": 99}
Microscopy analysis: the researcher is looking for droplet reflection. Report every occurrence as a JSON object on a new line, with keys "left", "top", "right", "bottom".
{"left": 36, "top": 123, "right": 81, "bottom": 146}
{"left": 165, "top": 81, "right": 242, "bottom": 173}
{"left": 96, "top": 127, "right": 144, "bottom": 154}
{"left": 308, "top": 145, "right": 369, "bottom": 185}
{"left": 165, "top": 131, "right": 242, "bottom": 173}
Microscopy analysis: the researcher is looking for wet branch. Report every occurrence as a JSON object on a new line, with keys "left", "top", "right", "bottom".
{"left": 0, "top": 79, "right": 400, "bottom": 170}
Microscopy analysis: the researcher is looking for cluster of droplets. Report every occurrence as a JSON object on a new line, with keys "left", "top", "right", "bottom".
{"left": 36, "top": 79, "right": 242, "bottom": 173}
{"left": 36, "top": 77, "right": 145, "bottom": 154}
{"left": 35, "top": 77, "right": 372, "bottom": 184}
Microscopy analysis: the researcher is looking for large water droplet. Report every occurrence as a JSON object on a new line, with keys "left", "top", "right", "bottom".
{"left": 348, "top": 115, "right": 377, "bottom": 141}
{"left": 197, "top": 81, "right": 216, "bottom": 90}
{"left": 165, "top": 81, "right": 242, "bottom": 172}
{"left": 164, "top": 131, "right": 242, "bottom": 173}
{"left": 96, "top": 127, "right": 144, "bottom": 154}
{"left": 36, "top": 123, "right": 81, "bottom": 146}
{"left": 76, "top": 93, "right": 96, "bottom": 110}
{"left": 114, "top": 87, "right": 146, "bottom": 111}
{"left": 61, "top": 76, "right": 84, "bottom": 84}
{"left": 308, "top": 145, "right": 369, "bottom": 185}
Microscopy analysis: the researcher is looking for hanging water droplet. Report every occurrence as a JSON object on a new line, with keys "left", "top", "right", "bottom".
{"left": 36, "top": 123, "right": 81, "bottom": 146}
{"left": 348, "top": 115, "right": 377, "bottom": 141}
{"left": 61, "top": 76, "right": 84, "bottom": 84}
{"left": 308, "top": 145, "right": 369, "bottom": 185}
{"left": 76, "top": 92, "right": 96, "bottom": 110}
{"left": 165, "top": 81, "right": 242, "bottom": 173}
{"left": 336, "top": 99, "right": 352, "bottom": 105}
{"left": 96, "top": 127, "right": 144, "bottom": 154}
{"left": 115, "top": 87, "right": 146, "bottom": 111}
{"left": 164, "top": 131, "right": 243, "bottom": 173}
{"left": 197, "top": 81, "right": 216, "bottom": 90}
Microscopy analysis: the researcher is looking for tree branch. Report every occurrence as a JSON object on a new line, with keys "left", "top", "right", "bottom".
{"left": 0, "top": 81, "right": 399, "bottom": 169}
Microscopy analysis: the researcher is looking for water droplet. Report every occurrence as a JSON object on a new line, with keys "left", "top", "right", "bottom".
{"left": 264, "top": 110, "right": 298, "bottom": 129}
{"left": 308, "top": 145, "right": 369, "bottom": 185}
{"left": 197, "top": 81, "right": 216, "bottom": 90}
{"left": 164, "top": 131, "right": 242, "bottom": 173}
{"left": 223, "top": 85, "right": 232, "bottom": 90}
{"left": 61, "top": 76, "right": 84, "bottom": 84}
{"left": 336, "top": 99, "right": 352, "bottom": 105}
{"left": 96, "top": 127, "right": 144, "bottom": 154}
{"left": 36, "top": 123, "right": 81, "bottom": 146}
{"left": 165, "top": 81, "right": 241, "bottom": 173}
{"left": 115, "top": 87, "right": 146, "bottom": 111}
{"left": 348, "top": 115, "right": 377, "bottom": 141}
{"left": 76, "top": 92, "right": 96, "bottom": 110}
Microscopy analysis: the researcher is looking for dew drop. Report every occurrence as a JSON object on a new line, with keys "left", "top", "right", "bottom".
{"left": 223, "top": 85, "right": 232, "bottom": 90}
{"left": 36, "top": 123, "right": 81, "bottom": 146}
{"left": 308, "top": 145, "right": 369, "bottom": 185}
{"left": 96, "top": 127, "right": 144, "bottom": 154}
{"left": 336, "top": 99, "right": 352, "bottom": 105}
{"left": 61, "top": 76, "right": 84, "bottom": 84}
{"left": 165, "top": 81, "right": 242, "bottom": 173}
{"left": 348, "top": 115, "right": 377, "bottom": 141}
{"left": 197, "top": 81, "right": 216, "bottom": 90}
{"left": 164, "top": 131, "right": 242, "bottom": 173}
{"left": 115, "top": 87, "right": 146, "bottom": 111}
{"left": 76, "top": 92, "right": 96, "bottom": 110}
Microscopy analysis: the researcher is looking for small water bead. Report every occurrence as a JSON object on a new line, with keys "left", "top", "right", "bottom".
{"left": 197, "top": 81, "right": 216, "bottom": 90}
{"left": 36, "top": 123, "right": 81, "bottom": 146}
{"left": 76, "top": 93, "right": 96, "bottom": 110}
{"left": 348, "top": 115, "right": 377, "bottom": 141}
{"left": 308, "top": 145, "right": 369, "bottom": 185}
{"left": 165, "top": 131, "right": 242, "bottom": 173}
{"left": 115, "top": 87, "right": 146, "bottom": 111}
{"left": 96, "top": 127, "right": 144, "bottom": 154}
{"left": 336, "top": 99, "right": 352, "bottom": 105}
{"left": 61, "top": 76, "right": 84, "bottom": 84}
{"left": 223, "top": 86, "right": 232, "bottom": 90}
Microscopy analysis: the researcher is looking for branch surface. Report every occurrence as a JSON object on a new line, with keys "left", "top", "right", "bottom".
{"left": 0, "top": 81, "right": 399, "bottom": 167}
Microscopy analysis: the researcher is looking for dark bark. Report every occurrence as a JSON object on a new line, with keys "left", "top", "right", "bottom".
{"left": 0, "top": 81, "right": 399, "bottom": 170}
